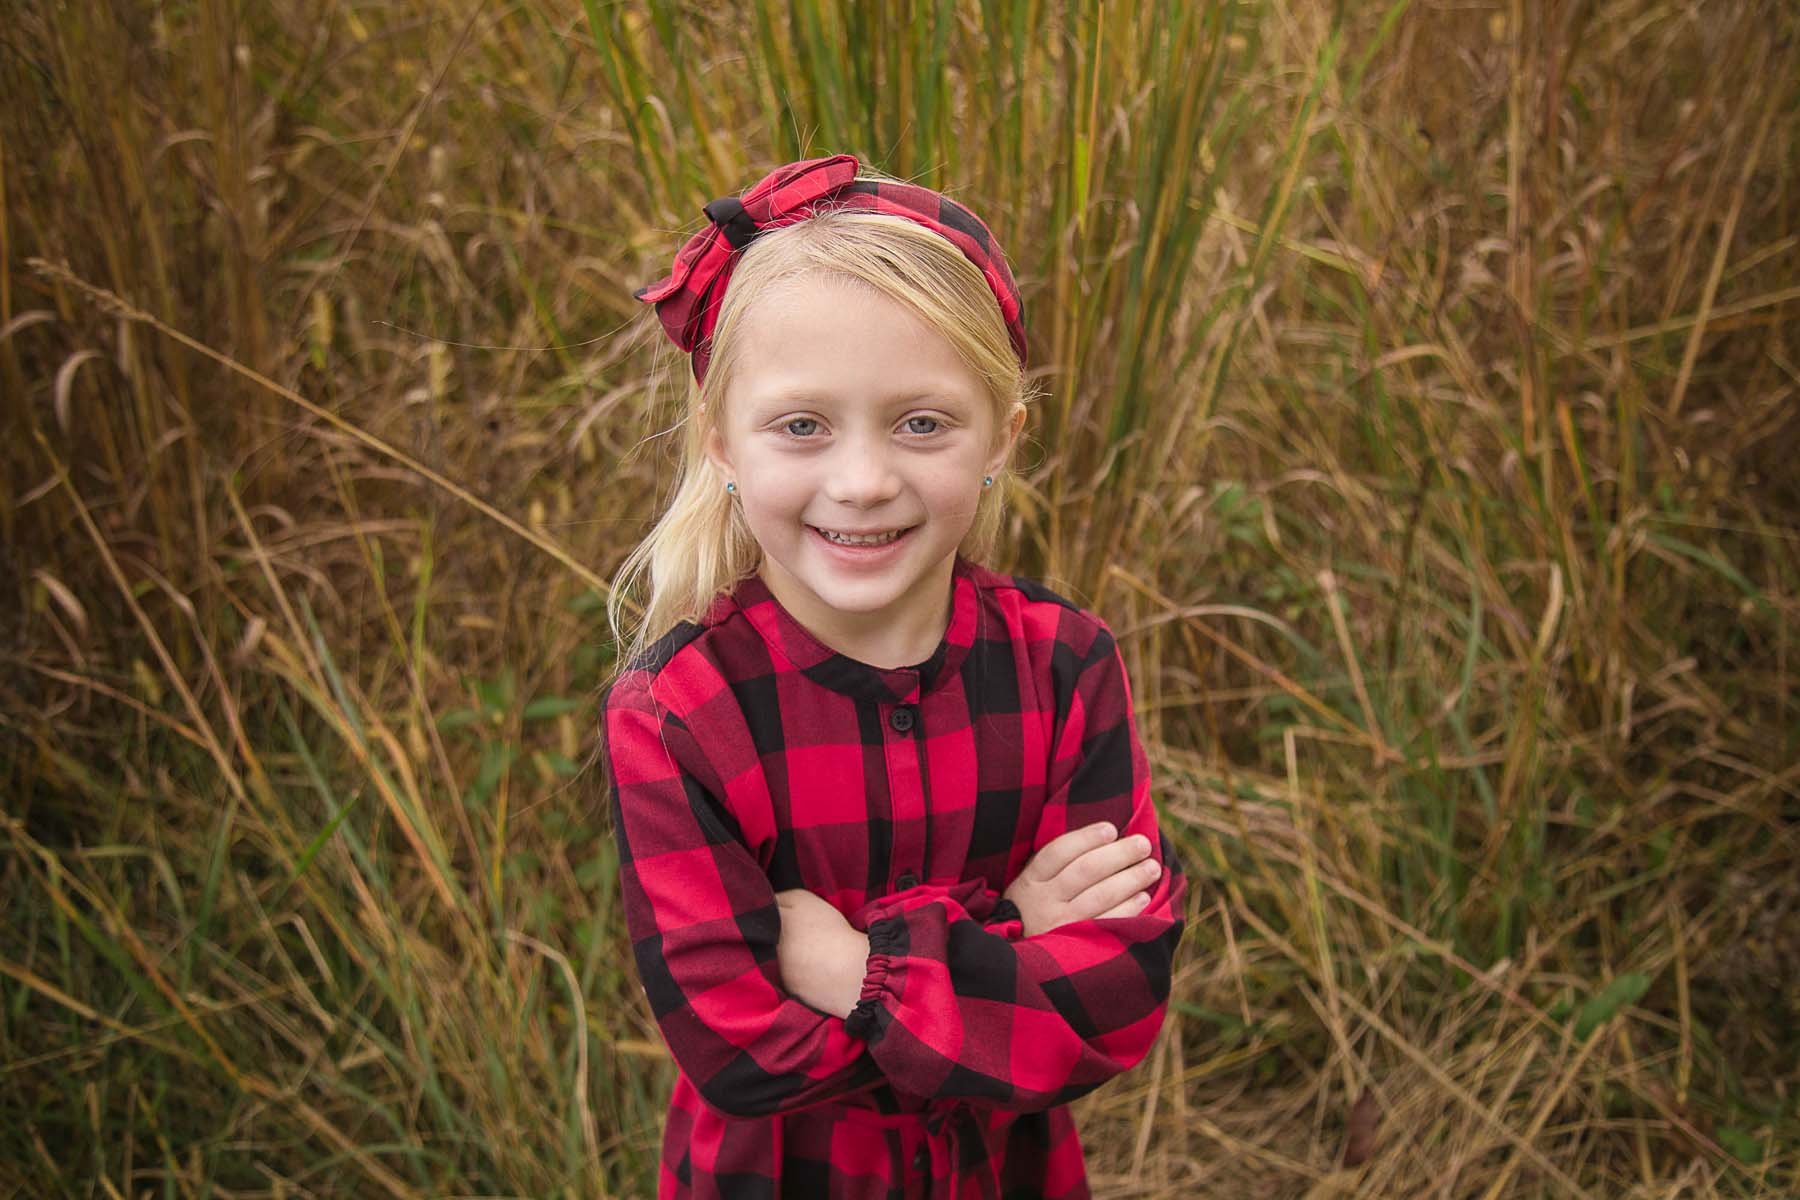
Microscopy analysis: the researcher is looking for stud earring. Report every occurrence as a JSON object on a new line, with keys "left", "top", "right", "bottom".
{"left": 725, "top": 481, "right": 737, "bottom": 494}
{"left": 982, "top": 475, "right": 994, "bottom": 488}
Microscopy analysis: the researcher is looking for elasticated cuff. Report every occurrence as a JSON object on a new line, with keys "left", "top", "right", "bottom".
{"left": 984, "top": 897, "right": 1022, "bottom": 927}
{"left": 843, "top": 916, "right": 905, "bottom": 1040}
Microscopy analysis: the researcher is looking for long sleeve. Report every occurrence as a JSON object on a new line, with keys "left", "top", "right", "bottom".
{"left": 840, "top": 628, "right": 1186, "bottom": 1110}
{"left": 601, "top": 673, "right": 884, "bottom": 1119}
{"left": 863, "top": 875, "right": 1025, "bottom": 938}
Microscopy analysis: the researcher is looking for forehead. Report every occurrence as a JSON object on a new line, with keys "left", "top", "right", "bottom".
{"left": 723, "top": 274, "right": 988, "bottom": 412}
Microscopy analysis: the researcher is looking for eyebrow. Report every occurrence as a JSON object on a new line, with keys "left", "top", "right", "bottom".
{"left": 750, "top": 387, "right": 975, "bottom": 409}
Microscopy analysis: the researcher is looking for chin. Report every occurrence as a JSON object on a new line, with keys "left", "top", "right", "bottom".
{"left": 803, "top": 574, "right": 917, "bottom": 615}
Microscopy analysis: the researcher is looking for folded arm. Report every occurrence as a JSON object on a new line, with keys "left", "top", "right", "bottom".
{"left": 774, "top": 878, "right": 1025, "bottom": 1018}
{"left": 841, "top": 628, "right": 1187, "bottom": 1110}
{"left": 602, "top": 676, "right": 884, "bottom": 1119}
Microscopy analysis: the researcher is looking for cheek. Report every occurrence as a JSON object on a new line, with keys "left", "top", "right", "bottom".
{"left": 737, "top": 469, "right": 811, "bottom": 524}
{"left": 923, "top": 468, "right": 986, "bottom": 520}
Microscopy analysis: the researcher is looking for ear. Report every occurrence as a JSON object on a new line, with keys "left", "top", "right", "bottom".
{"left": 983, "top": 403, "right": 1028, "bottom": 478}
{"left": 702, "top": 421, "right": 736, "bottom": 483}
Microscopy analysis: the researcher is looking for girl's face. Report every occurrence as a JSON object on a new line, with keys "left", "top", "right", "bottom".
{"left": 706, "top": 272, "right": 1023, "bottom": 666}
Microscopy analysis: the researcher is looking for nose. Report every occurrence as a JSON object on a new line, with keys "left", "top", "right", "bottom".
{"left": 822, "top": 432, "right": 902, "bottom": 508}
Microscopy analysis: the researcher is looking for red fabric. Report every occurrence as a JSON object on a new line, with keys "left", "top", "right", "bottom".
{"left": 599, "top": 558, "right": 1186, "bottom": 1198}
{"left": 632, "top": 153, "right": 1029, "bottom": 383}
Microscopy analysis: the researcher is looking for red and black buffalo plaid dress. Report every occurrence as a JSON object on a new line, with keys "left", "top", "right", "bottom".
{"left": 599, "top": 556, "right": 1187, "bottom": 1199}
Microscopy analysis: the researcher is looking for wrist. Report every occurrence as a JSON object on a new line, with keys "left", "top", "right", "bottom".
{"left": 838, "top": 930, "right": 872, "bottom": 1018}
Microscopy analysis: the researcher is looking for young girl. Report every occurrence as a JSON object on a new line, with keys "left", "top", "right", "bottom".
{"left": 600, "top": 153, "right": 1186, "bottom": 1199}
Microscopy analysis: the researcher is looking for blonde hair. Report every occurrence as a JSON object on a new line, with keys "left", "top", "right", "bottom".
{"left": 608, "top": 184, "right": 1033, "bottom": 669}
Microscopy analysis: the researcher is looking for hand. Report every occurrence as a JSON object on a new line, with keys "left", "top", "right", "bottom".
{"left": 774, "top": 889, "right": 871, "bottom": 1019}
{"left": 1003, "top": 821, "right": 1161, "bottom": 936}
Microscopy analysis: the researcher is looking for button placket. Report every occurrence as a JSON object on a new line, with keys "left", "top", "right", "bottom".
{"left": 910, "top": 1131, "right": 939, "bottom": 1197}
{"left": 882, "top": 690, "right": 927, "bottom": 899}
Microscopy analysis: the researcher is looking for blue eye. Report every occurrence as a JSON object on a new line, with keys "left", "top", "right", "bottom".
{"left": 784, "top": 418, "right": 819, "bottom": 437}
{"left": 904, "top": 416, "right": 940, "bottom": 435}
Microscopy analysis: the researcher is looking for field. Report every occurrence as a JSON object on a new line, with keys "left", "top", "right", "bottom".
{"left": 3, "top": 0, "right": 1797, "bottom": 1195}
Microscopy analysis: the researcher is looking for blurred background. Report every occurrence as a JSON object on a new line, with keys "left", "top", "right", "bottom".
{"left": 3, "top": 0, "right": 1796, "bottom": 1195}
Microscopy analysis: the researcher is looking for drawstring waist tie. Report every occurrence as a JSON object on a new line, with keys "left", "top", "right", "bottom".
{"left": 824, "top": 1099, "right": 1004, "bottom": 1199}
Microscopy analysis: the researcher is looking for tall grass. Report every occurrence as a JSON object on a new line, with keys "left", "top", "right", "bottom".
{"left": 3, "top": 0, "right": 1797, "bottom": 1195}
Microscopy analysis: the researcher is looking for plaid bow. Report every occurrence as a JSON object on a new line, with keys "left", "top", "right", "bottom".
{"left": 633, "top": 153, "right": 1028, "bottom": 383}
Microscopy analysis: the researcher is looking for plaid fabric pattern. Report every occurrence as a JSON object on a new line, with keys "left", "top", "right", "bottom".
{"left": 599, "top": 558, "right": 1186, "bottom": 1199}
{"left": 632, "top": 152, "right": 1029, "bottom": 383}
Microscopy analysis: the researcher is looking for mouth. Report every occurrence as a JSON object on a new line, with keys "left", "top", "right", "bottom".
{"left": 809, "top": 524, "right": 916, "bottom": 548}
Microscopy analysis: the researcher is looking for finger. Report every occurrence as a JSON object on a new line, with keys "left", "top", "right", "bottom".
{"left": 1069, "top": 855, "right": 1162, "bottom": 916}
{"left": 1022, "top": 821, "right": 1118, "bottom": 882}
{"left": 1050, "top": 833, "right": 1154, "bottom": 897}
{"left": 1092, "top": 890, "right": 1153, "bottom": 920}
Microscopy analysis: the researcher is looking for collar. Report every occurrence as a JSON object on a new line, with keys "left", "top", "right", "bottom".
{"left": 720, "top": 557, "right": 979, "bottom": 705}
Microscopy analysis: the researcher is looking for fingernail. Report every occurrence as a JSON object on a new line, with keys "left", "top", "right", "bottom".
{"left": 1101, "top": 822, "right": 1118, "bottom": 839}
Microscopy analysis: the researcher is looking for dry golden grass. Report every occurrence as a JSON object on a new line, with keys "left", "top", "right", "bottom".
{"left": 2, "top": 0, "right": 1796, "bottom": 1196}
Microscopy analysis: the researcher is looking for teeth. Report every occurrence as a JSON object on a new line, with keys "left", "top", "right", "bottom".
{"left": 819, "top": 527, "right": 905, "bottom": 546}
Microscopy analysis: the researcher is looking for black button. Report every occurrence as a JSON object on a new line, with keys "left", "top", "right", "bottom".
{"left": 888, "top": 705, "right": 916, "bottom": 733}
{"left": 913, "top": 1147, "right": 929, "bottom": 1171}
{"left": 897, "top": 871, "right": 919, "bottom": 889}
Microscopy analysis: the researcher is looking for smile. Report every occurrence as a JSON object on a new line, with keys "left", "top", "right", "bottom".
{"left": 811, "top": 526, "right": 914, "bottom": 547}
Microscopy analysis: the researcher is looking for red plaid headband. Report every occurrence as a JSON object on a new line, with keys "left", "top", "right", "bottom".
{"left": 633, "top": 153, "right": 1028, "bottom": 384}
